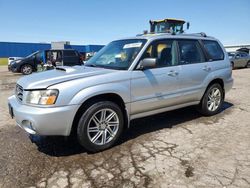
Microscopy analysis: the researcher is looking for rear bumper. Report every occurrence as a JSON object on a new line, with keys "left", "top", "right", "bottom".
{"left": 224, "top": 78, "right": 233, "bottom": 93}
{"left": 8, "top": 95, "right": 80, "bottom": 136}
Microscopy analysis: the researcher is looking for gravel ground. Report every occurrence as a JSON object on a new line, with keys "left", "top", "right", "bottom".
{"left": 0, "top": 66, "right": 249, "bottom": 188}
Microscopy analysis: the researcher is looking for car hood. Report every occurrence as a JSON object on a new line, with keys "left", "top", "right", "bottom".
{"left": 17, "top": 66, "right": 116, "bottom": 89}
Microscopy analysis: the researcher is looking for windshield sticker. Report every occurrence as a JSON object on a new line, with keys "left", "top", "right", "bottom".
{"left": 123, "top": 42, "right": 142, "bottom": 49}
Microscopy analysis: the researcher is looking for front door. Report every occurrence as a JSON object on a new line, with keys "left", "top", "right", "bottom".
{"left": 130, "top": 39, "right": 182, "bottom": 116}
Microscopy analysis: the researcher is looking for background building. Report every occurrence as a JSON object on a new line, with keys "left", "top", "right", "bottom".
{"left": 0, "top": 41, "right": 104, "bottom": 58}
{"left": 224, "top": 44, "right": 250, "bottom": 53}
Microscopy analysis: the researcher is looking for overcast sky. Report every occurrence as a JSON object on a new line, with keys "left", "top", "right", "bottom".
{"left": 0, "top": 0, "right": 249, "bottom": 45}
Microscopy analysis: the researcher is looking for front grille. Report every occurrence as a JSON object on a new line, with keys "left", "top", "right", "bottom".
{"left": 15, "top": 84, "right": 23, "bottom": 102}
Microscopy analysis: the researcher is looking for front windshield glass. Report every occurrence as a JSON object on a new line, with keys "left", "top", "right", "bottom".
{"left": 228, "top": 52, "right": 235, "bottom": 58}
{"left": 26, "top": 51, "right": 39, "bottom": 58}
{"left": 154, "top": 22, "right": 183, "bottom": 33}
{"left": 85, "top": 39, "right": 147, "bottom": 70}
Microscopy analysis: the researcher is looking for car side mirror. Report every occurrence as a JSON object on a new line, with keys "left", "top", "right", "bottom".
{"left": 187, "top": 22, "right": 190, "bottom": 30}
{"left": 138, "top": 58, "right": 157, "bottom": 70}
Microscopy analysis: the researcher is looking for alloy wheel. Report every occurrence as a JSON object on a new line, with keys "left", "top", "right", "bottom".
{"left": 22, "top": 65, "right": 32, "bottom": 74}
{"left": 207, "top": 88, "right": 221, "bottom": 111}
{"left": 87, "top": 108, "right": 119, "bottom": 145}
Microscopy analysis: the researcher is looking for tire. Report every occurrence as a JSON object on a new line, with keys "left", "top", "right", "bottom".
{"left": 21, "top": 64, "right": 33, "bottom": 75}
{"left": 77, "top": 101, "right": 124, "bottom": 152}
{"left": 198, "top": 83, "right": 224, "bottom": 116}
{"left": 246, "top": 61, "right": 250, "bottom": 68}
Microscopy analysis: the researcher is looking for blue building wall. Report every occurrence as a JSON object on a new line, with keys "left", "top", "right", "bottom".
{"left": 0, "top": 42, "right": 104, "bottom": 58}
{"left": 0, "top": 42, "right": 50, "bottom": 57}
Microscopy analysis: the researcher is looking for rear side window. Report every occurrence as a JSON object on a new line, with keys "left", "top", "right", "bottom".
{"left": 203, "top": 40, "right": 224, "bottom": 61}
{"left": 240, "top": 53, "right": 248, "bottom": 57}
{"left": 64, "top": 50, "right": 77, "bottom": 57}
{"left": 178, "top": 40, "right": 205, "bottom": 64}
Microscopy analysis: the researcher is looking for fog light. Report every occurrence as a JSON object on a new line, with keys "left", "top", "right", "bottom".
{"left": 22, "top": 120, "right": 36, "bottom": 134}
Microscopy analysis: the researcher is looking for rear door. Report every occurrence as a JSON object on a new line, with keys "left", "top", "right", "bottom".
{"left": 176, "top": 39, "right": 209, "bottom": 103}
{"left": 130, "top": 39, "right": 182, "bottom": 116}
{"left": 240, "top": 52, "right": 248, "bottom": 67}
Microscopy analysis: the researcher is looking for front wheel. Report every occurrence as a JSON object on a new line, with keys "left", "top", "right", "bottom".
{"left": 246, "top": 61, "right": 250, "bottom": 68}
{"left": 21, "top": 64, "right": 33, "bottom": 75}
{"left": 77, "top": 101, "right": 124, "bottom": 152}
{"left": 198, "top": 83, "right": 224, "bottom": 116}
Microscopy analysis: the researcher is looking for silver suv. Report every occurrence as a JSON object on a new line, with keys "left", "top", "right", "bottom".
{"left": 8, "top": 33, "right": 233, "bottom": 152}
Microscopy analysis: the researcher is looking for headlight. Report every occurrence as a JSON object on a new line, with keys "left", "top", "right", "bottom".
{"left": 26, "top": 89, "right": 59, "bottom": 105}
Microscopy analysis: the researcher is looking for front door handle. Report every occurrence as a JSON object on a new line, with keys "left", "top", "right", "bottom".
{"left": 168, "top": 70, "right": 179, "bottom": 76}
{"left": 203, "top": 66, "right": 211, "bottom": 72}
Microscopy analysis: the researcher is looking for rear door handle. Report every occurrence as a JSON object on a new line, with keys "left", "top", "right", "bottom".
{"left": 168, "top": 70, "right": 179, "bottom": 76}
{"left": 203, "top": 66, "right": 211, "bottom": 72}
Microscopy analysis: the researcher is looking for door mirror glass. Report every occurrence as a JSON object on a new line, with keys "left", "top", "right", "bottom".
{"left": 139, "top": 58, "right": 157, "bottom": 70}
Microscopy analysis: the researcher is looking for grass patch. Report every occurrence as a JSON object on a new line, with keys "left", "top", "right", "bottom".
{"left": 0, "top": 58, "right": 8, "bottom": 66}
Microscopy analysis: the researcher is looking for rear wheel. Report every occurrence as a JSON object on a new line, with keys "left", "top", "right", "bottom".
{"left": 77, "top": 101, "right": 124, "bottom": 152}
{"left": 21, "top": 64, "right": 33, "bottom": 75}
{"left": 198, "top": 83, "right": 224, "bottom": 116}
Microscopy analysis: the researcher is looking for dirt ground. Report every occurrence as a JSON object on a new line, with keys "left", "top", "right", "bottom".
{"left": 0, "top": 66, "right": 249, "bottom": 188}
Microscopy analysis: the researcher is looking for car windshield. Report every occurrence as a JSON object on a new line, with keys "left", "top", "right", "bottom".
{"left": 228, "top": 52, "right": 235, "bottom": 58}
{"left": 85, "top": 39, "right": 147, "bottom": 70}
{"left": 26, "top": 51, "right": 39, "bottom": 58}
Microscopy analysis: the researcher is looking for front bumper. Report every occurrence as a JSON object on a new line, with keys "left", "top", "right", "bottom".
{"left": 8, "top": 95, "right": 80, "bottom": 136}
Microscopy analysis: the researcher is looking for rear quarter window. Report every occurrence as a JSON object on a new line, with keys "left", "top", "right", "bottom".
{"left": 202, "top": 40, "right": 224, "bottom": 61}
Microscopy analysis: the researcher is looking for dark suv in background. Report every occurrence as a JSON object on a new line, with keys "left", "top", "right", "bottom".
{"left": 9, "top": 49, "right": 83, "bottom": 75}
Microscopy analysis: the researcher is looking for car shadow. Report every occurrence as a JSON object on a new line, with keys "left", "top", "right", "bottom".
{"left": 30, "top": 102, "right": 233, "bottom": 157}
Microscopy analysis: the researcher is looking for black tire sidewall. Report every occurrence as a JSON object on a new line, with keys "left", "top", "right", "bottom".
{"left": 247, "top": 61, "right": 250, "bottom": 68}
{"left": 21, "top": 64, "right": 33, "bottom": 75}
{"left": 77, "top": 101, "right": 124, "bottom": 152}
{"left": 200, "top": 83, "right": 224, "bottom": 116}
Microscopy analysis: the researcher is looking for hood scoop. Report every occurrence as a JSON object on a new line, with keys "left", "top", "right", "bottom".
{"left": 56, "top": 67, "right": 66, "bottom": 71}
{"left": 55, "top": 66, "right": 82, "bottom": 73}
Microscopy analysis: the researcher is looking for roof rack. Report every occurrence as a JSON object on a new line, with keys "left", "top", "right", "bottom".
{"left": 188, "top": 32, "right": 207, "bottom": 37}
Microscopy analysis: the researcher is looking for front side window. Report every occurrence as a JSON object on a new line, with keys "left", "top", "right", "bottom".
{"left": 203, "top": 40, "right": 224, "bottom": 61}
{"left": 85, "top": 39, "right": 146, "bottom": 70}
{"left": 140, "top": 40, "right": 178, "bottom": 68}
{"left": 178, "top": 40, "right": 205, "bottom": 64}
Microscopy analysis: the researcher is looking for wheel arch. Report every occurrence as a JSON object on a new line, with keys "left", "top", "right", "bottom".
{"left": 205, "top": 78, "right": 225, "bottom": 99}
{"left": 70, "top": 93, "right": 129, "bottom": 136}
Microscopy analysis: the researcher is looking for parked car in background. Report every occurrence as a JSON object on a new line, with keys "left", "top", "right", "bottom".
{"left": 9, "top": 49, "right": 83, "bottom": 75}
{"left": 8, "top": 33, "right": 233, "bottom": 152}
{"left": 8, "top": 57, "right": 23, "bottom": 71}
{"left": 228, "top": 51, "right": 250, "bottom": 69}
